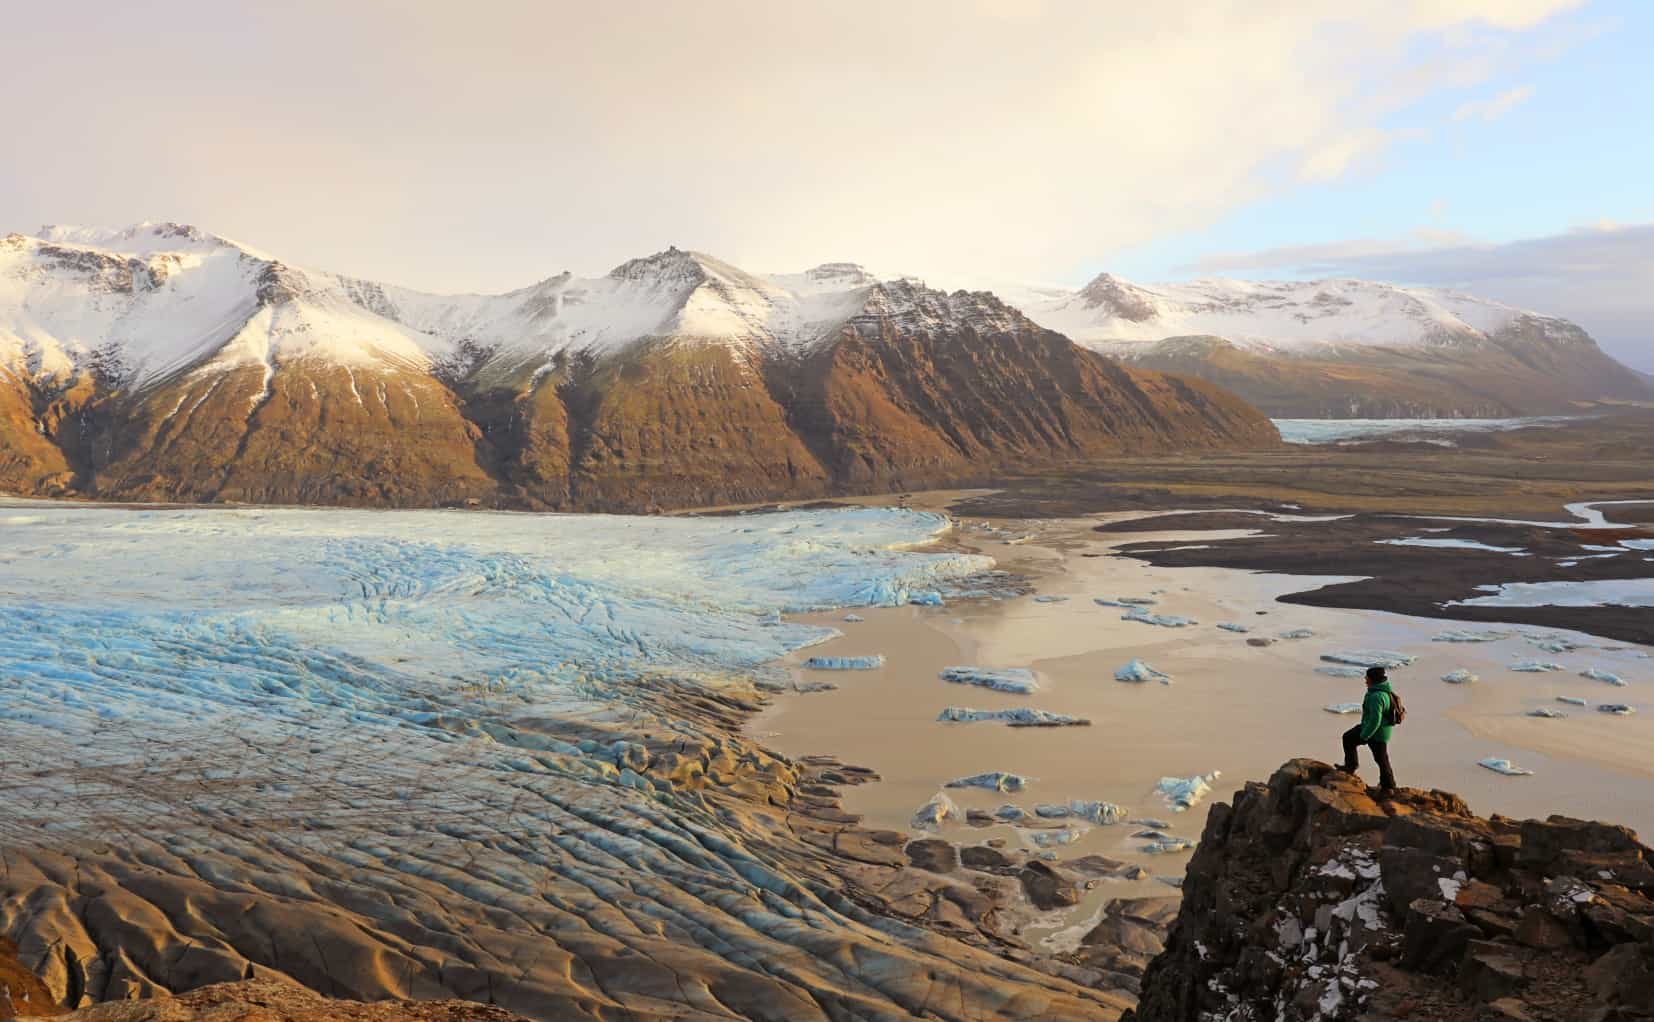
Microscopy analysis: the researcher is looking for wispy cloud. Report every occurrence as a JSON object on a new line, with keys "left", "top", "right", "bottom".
{"left": 1452, "top": 84, "right": 1537, "bottom": 121}
{"left": 1182, "top": 223, "right": 1654, "bottom": 370}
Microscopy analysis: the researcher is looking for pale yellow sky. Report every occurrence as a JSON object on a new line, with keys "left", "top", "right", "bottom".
{"left": 1, "top": 0, "right": 1589, "bottom": 293}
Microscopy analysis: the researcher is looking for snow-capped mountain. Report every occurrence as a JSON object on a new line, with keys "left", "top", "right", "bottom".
{"left": 0, "top": 223, "right": 1275, "bottom": 508}
{"left": 1008, "top": 273, "right": 1650, "bottom": 417}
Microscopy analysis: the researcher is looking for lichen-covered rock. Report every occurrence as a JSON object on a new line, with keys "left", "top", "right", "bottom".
{"left": 1125, "top": 758, "right": 1654, "bottom": 1022}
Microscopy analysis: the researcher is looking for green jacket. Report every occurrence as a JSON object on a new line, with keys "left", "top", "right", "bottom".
{"left": 1359, "top": 681, "right": 1396, "bottom": 743}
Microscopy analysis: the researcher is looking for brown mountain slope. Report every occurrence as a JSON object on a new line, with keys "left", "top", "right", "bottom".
{"left": 0, "top": 372, "right": 74, "bottom": 494}
{"left": 1114, "top": 331, "right": 1654, "bottom": 418}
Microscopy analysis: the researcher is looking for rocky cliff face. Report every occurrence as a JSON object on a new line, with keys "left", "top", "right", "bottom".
{"left": 0, "top": 225, "right": 1279, "bottom": 511}
{"left": 1125, "top": 759, "right": 1654, "bottom": 1022}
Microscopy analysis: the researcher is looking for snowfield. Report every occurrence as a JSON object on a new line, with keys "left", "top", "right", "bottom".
{"left": 0, "top": 502, "right": 990, "bottom": 839}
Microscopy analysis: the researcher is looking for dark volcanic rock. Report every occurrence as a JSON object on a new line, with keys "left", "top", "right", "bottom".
{"left": 1125, "top": 758, "right": 1654, "bottom": 1022}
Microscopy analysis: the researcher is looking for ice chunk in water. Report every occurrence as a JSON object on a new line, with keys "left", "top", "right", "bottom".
{"left": 1434, "top": 629, "right": 1512, "bottom": 643}
{"left": 1094, "top": 596, "right": 1156, "bottom": 607}
{"left": 912, "top": 793, "right": 961, "bottom": 830}
{"left": 1557, "top": 696, "right": 1589, "bottom": 706}
{"left": 1581, "top": 668, "right": 1626, "bottom": 686}
{"left": 842, "top": 613, "right": 865, "bottom": 623}
{"left": 1321, "top": 650, "right": 1417, "bottom": 669}
{"left": 1036, "top": 800, "right": 1126, "bottom": 825}
{"left": 1316, "top": 667, "right": 1367, "bottom": 678}
{"left": 937, "top": 707, "right": 1090, "bottom": 727}
{"left": 1156, "top": 772, "right": 1220, "bottom": 812}
{"left": 803, "top": 655, "right": 885, "bottom": 670}
{"left": 940, "top": 666, "right": 1038, "bottom": 694}
{"left": 1115, "top": 659, "right": 1172, "bottom": 684}
{"left": 1028, "top": 827, "right": 1082, "bottom": 848}
{"left": 1216, "top": 623, "right": 1251, "bottom": 633}
{"left": 1527, "top": 708, "right": 1567, "bottom": 718}
{"left": 1279, "top": 629, "right": 1316, "bottom": 640}
{"left": 1324, "top": 703, "right": 1362, "bottom": 714}
{"left": 1123, "top": 608, "right": 1199, "bottom": 628}
{"left": 1478, "top": 758, "right": 1534, "bottom": 776}
{"left": 909, "top": 591, "right": 945, "bottom": 606}
{"left": 1510, "top": 661, "right": 1565, "bottom": 673}
{"left": 1142, "top": 838, "right": 1196, "bottom": 854}
{"left": 1599, "top": 704, "right": 1637, "bottom": 716}
{"left": 1441, "top": 669, "right": 1479, "bottom": 685}
{"left": 1032, "top": 595, "right": 1069, "bottom": 604}
{"left": 945, "top": 771, "right": 1028, "bottom": 793}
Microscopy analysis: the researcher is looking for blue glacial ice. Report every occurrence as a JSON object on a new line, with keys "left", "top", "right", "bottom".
{"left": 1033, "top": 800, "right": 1126, "bottom": 825}
{"left": 940, "top": 666, "right": 1039, "bottom": 694}
{"left": 945, "top": 771, "right": 1028, "bottom": 793}
{"left": 1115, "top": 659, "right": 1172, "bottom": 684}
{"left": 803, "top": 655, "right": 886, "bottom": 670}
{"left": 0, "top": 502, "right": 994, "bottom": 837}
{"left": 1557, "top": 696, "right": 1590, "bottom": 706}
{"left": 1324, "top": 703, "right": 1362, "bottom": 714}
{"left": 1156, "top": 772, "right": 1220, "bottom": 812}
{"left": 1216, "top": 623, "right": 1251, "bottom": 633}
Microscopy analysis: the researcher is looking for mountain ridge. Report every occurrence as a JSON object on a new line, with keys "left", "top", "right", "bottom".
{"left": 0, "top": 223, "right": 1277, "bottom": 510}
{"left": 1008, "top": 271, "right": 1651, "bottom": 418}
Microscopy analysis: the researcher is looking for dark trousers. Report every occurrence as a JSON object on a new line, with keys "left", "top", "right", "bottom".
{"left": 1341, "top": 725, "right": 1396, "bottom": 788}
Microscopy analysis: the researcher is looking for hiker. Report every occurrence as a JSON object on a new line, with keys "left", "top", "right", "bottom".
{"left": 1339, "top": 666, "right": 1399, "bottom": 792}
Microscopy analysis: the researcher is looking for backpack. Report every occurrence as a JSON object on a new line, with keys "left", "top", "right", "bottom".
{"left": 1385, "top": 690, "right": 1406, "bottom": 727}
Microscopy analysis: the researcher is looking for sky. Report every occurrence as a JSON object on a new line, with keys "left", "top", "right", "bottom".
{"left": 3, "top": 1, "right": 1649, "bottom": 369}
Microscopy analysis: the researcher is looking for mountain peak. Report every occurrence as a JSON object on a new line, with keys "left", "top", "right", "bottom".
{"left": 34, "top": 221, "right": 258, "bottom": 258}
{"left": 1076, "top": 272, "right": 1158, "bottom": 322}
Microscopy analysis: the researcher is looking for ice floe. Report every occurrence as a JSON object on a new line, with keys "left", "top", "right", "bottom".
{"left": 1510, "top": 661, "right": 1566, "bottom": 673}
{"left": 1032, "top": 594, "right": 1069, "bottom": 603}
{"left": 1599, "top": 704, "right": 1637, "bottom": 716}
{"left": 1557, "top": 696, "right": 1589, "bottom": 706}
{"left": 1581, "top": 668, "right": 1627, "bottom": 686}
{"left": 1115, "top": 659, "right": 1172, "bottom": 684}
{"left": 1032, "top": 800, "right": 1126, "bottom": 825}
{"left": 1216, "top": 623, "right": 1251, "bottom": 633}
{"left": 1433, "top": 629, "right": 1512, "bottom": 643}
{"left": 1441, "top": 669, "right": 1479, "bottom": 685}
{"left": 803, "top": 655, "right": 885, "bottom": 670}
{"left": 1141, "top": 838, "right": 1196, "bottom": 854}
{"left": 1122, "top": 608, "right": 1199, "bottom": 628}
{"left": 1478, "top": 758, "right": 1534, "bottom": 776}
{"left": 1320, "top": 651, "right": 1417, "bottom": 669}
{"left": 945, "top": 771, "right": 1028, "bottom": 793}
{"left": 1324, "top": 703, "right": 1362, "bottom": 714}
{"left": 1156, "top": 772, "right": 1220, "bottom": 812}
{"left": 937, "top": 707, "right": 1090, "bottom": 727}
{"left": 940, "top": 666, "right": 1038, "bottom": 694}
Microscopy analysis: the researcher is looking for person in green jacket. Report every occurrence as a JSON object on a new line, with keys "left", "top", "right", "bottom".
{"left": 1339, "top": 667, "right": 1398, "bottom": 792}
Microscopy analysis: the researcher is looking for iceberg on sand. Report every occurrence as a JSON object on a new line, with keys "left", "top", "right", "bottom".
{"left": 1033, "top": 800, "right": 1126, "bottom": 825}
{"left": 1115, "top": 659, "right": 1172, "bottom": 684}
{"left": 1122, "top": 608, "right": 1199, "bottom": 628}
{"left": 1581, "top": 668, "right": 1626, "bottom": 686}
{"left": 1320, "top": 650, "right": 1417, "bottom": 669}
{"left": 1216, "top": 623, "right": 1251, "bottom": 633}
{"left": 1527, "top": 708, "right": 1567, "bottom": 718}
{"left": 1557, "top": 696, "right": 1589, "bottom": 706}
{"left": 940, "top": 666, "right": 1038, "bottom": 694}
{"left": 1510, "top": 661, "right": 1565, "bottom": 673}
{"left": 1433, "top": 629, "right": 1512, "bottom": 643}
{"left": 1479, "top": 758, "right": 1534, "bottom": 776}
{"left": 1441, "top": 669, "right": 1478, "bottom": 685}
{"left": 1324, "top": 703, "right": 1362, "bottom": 714}
{"left": 1316, "top": 667, "right": 1367, "bottom": 679}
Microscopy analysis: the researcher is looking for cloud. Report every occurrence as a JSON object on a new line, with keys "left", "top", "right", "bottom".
{"left": 0, "top": 1, "right": 1584, "bottom": 293}
{"left": 1183, "top": 223, "right": 1654, "bottom": 370}
{"left": 1452, "top": 84, "right": 1537, "bottom": 121}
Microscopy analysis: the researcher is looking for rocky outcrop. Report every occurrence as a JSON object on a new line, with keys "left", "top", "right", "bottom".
{"left": 28, "top": 979, "right": 529, "bottom": 1021}
{"left": 1124, "top": 759, "right": 1654, "bottom": 1021}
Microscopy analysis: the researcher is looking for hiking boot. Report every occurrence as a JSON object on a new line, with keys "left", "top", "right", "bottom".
{"left": 1337, "top": 763, "right": 1359, "bottom": 775}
